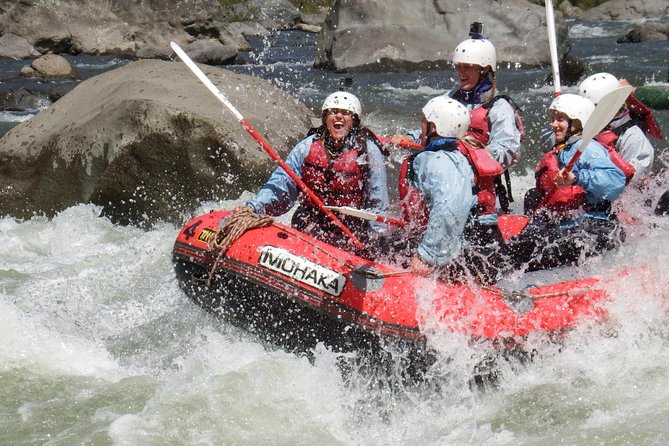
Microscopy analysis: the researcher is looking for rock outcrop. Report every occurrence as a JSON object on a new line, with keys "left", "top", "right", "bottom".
{"left": 578, "top": 0, "right": 668, "bottom": 20}
{"left": 617, "top": 22, "right": 669, "bottom": 43}
{"left": 0, "top": 59, "right": 315, "bottom": 226}
{"left": 0, "top": 0, "right": 315, "bottom": 59}
{"left": 314, "top": 0, "right": 572, "bottom": 72}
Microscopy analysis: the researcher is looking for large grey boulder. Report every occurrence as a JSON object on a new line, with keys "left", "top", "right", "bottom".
{"left": 579, "top": 0, "right": 668, "bottom": 21}
{"left": 315, "top": 0, "right": 571, "bottom": 72}
{"left": 0, "top": 59, "right": 315, "bottom": 226}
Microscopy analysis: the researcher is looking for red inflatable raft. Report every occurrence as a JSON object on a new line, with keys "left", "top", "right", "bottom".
{"left": 172, "top": 210, "right": 610, "bottom": 361}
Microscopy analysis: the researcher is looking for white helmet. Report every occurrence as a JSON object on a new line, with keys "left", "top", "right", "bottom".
{"left": 549, "top": 93, "right": 595, "bottom": 127}
{"left": 579, "top": 72, "right": 619, "bottom": 105}
{"left": 452, "top": 38, "right": 497, "bottom": 72}
{"left": 422, "top": 96, "right": 471, "bottom": 139}
{"left": 322, "top": 91, "right": 362, "bottom": 117}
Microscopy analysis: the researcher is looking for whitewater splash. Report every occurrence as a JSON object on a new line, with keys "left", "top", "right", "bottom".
{"left": 1, "top": 186, "right": 669, "bottom": 443}
{"left": 0, "top": 111, "right": 35, "bottom": 123}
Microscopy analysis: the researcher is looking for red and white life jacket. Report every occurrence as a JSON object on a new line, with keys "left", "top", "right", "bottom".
{"left": 627, "top": 94, "right": 664, "bottom": 140}
{"left": 398, "top": 140, "right": 504, "bottom": 227}
{"left": 594, "top": 131, "right": 636, "bottom": 184}
{"left": 535, "top": 146, "right": 587, "bottom": 213}
{"left": 300, "top": 138, "right": 367, "bottom": 208}
{"left": 467, "top": 95, "right": 527, "bottom": 146}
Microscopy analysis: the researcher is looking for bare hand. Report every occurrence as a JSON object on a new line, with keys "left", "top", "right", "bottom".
{"left": 233, "top": 205, "right": 255, "bottom": 214}
{"left": 554, "top": 169, "right": 576, "bottom": 187}
{"left": 391, "top": 134, "right": 412, "bottom": 145}
{"left": 410, "top": 255, "right": 431, "bottom": 276}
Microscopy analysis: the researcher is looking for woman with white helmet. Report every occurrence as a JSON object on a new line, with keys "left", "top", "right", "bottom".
{"left": 243, "top": 91, "right": 389, "bottom": 250}
{"left": 579, "top": 72, "right": 656, "bottom": 181}
{"left": 395, "top": 96, "right": 508, "bottom": 282}
{"left": 508, "top": 94, "right": 627, "bottom": 271}
{"left": 396, "top": 25, "right": 524, "bottom": 213}
{"left": 449, "top": 30, "right": 525, "bottom": 212}
{"left": 540, "top": 72, "right": 659, "bottom": 182}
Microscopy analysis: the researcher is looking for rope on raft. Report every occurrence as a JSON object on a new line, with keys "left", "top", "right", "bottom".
{"left": 206, "top": 207, "right": 273, "bottom": 285}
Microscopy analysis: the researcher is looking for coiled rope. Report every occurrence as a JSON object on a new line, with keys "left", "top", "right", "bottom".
{"left": 206, "top": 208, "right": 273, "bottom": 284}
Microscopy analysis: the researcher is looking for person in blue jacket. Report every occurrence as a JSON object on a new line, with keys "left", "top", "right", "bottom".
{"left": 537, "top": 73, "right": 657, "bottom": 184}
{"left": 242, "top": 91, "right": 389, "bottom": 250}
{"left": 394, "top": 96, "right": 508, "bottom": 283}
{"left": 508, "top": 94, "right": 627, "bottom": 271}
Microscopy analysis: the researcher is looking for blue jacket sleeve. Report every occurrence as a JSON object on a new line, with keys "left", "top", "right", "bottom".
{"left": 246, "top": 136, "right": 313, "bottom": 216}
{"left": 487, "top": 99, "right": 522, "bottom": 169}
{"left": 412, "top": 150, "right": 477, "bottom": 266}
{"left": 559, "top": 139, "right": 626, "bottom": 205}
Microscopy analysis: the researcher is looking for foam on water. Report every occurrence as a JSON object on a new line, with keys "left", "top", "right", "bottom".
{"left": 2, "top": 188, "right": 669, "bottom": 445}
{"left": 0, "top": 111, "right": 34, "bottom": 123}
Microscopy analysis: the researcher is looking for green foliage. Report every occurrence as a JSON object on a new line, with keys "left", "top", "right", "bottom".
{"left": 287, "top": 0, "right": 334, "bottom": 14}
{"left": 218, "top": 0, "right": 242, "bottom": 7}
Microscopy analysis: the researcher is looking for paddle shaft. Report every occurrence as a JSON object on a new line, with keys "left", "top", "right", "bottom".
{"left": 326, "top": 206, "right": 406, "bottom": 227}
{"left": 171, "top": 41, "right": 364, "bottom": 250}
{"left": 368, "top": 214, "right": 406, "bottom": 227}
{"left": 545, "top": 0, "right": 561, "bottom": 96}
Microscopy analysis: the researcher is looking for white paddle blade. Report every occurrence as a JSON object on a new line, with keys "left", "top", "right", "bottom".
{"left": 325, "top": 206, "right": 377, "bottom": 221}
{"left": 581, "top": 85, "right": 633, "bottom": 145}
{"left": 170, "top": 41, "right": 243, "bottom": 122}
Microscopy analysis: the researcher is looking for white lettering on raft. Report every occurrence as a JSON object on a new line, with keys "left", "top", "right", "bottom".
{"left": 258, "top": 246, "right": 346, "bottom": 297}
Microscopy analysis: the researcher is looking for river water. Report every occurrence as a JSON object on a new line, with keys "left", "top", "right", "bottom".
{"left": 2, "top": 18, "right": 669, "bottom": 445}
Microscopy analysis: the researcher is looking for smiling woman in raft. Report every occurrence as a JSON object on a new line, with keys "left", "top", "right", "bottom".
{"left": 239, "top": 91, "right": 390, "bottom": 251}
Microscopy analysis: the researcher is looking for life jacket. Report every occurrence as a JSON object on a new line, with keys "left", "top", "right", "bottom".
{"left": 534, "top": 146, "right": 587, "bottom": 213}
{"left": 398, "top": 139, "right": 504, "bottom": 227}
{"left": 467, "top": 95, "right": 525, "bottom": 213}
{"left": 627, "top": 94, "right": 664, "bottom": 140}
{"left": 300, "top": 138, "right": 366, "bottom": 209}
{"left": 594, "top": 130, "right": 636, "bottom": 184}
{"left": 467, "top": 95, "right": 527, "bottom": 146}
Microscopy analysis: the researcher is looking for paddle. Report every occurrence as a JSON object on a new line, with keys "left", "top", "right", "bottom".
{"left": 170, "top": 41, "right": 364, "bottom": 250}
{"left": 563, "top": 85, "right": 633, "bottom": 173}
{"left": 376, "top": 136, "right": 423, "bottom": 151}
{"left": 325, "top": 206, "right": 407, "bottom": 227}
{"left": 325, "top": 206, "right": 530, "bottom": 241}
{"left": 545, "top": 0, "right": 561, "bottom": 96}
